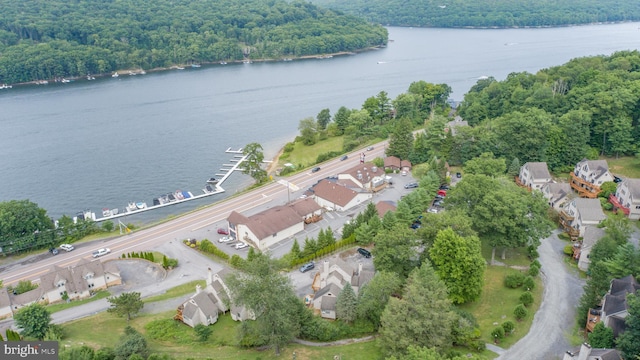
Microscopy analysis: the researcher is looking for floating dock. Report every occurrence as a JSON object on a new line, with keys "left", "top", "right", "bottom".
{"left": 91, "top": 148, "right": 247, "bottom": 222}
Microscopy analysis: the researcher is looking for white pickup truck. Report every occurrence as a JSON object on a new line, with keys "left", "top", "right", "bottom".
{"left": 60, "top": 244, "right": 75, "bottom": 252}
{"left": 92, "top": 248, "right": 111, "bottom": 258}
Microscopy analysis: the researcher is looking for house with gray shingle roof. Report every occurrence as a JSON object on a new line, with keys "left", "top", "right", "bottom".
{"left": 227, "top": 197, "right": 322, "bottom": 251}
{"left": 312, "top": 179, "right": 372, "bottom": 212}
{"left": 541, "top": 182, "right": 573, "bottom": 211}
{"left": 312, "top": 257, "right": 374, "bottom": 320}
{"left": 517, "top": 162, "right": 552, "bottom": 191}
{"left": 445, "top": 116, "right": 468, "bottom": 136}
{"left": 610, "top": 178, "right": 640, "bottom": 220}
{"left": 577, "top": 226, "right": 606, "bottom": 272}
{"left": 601, "top": 275, "right": 640, "bottom": 337}
{"left": 562, "top": 343, "right": 622, "bottom": 360}
{"left": 571, "top": 159, "right": 614, "bottom": 198}
{"left": 559, "top": 198, "right": 606, "bottom": 238}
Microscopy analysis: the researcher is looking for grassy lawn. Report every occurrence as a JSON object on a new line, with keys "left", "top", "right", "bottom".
{"left": 460, "top": 266, "right": 543, "bottom": 349}
{"left": 47, "top": 290, "right": 110, "bottom": 314}
{"left": 61, "top": 310, "right": 383, "bottom": 360}
{"left": 278, "top": 137, "right": 344, "bottom": 169}
{"left": 480, "top": 243, "right": 532, "bottom": 268}
{"left": 605, "top": 156, "right": 640, "bottom": 178}
{"left": 143, "top": 280, "right": 206, "bottom": 303}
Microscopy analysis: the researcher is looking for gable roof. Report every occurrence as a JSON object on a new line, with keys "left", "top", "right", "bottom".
{"left": 610, "top": 275, "right": 640, "bottom": 296}
{"left": 288, "top": 197, "right": 322, "bottom": 216}
{"left": 315, "top": 283, "right": 342, "bottom": 299}
{"left": 375, "top": 201, "right": 396, "bottom": 217}
{"left": 582, "top": 226, "right": 605, "bottom": 250}
{"left": 190, "top": 291, "right": 219, "bottom": 319}
{"left": 228, "top": 204, "right": 303, "bottom": 241}
{"left": 573, "top": 198, "right": 606, "bottom": 222}
{"left": 578, "top": 159, "right": 610, "bottom": 177}
{"left": 524, "top": 162, "right": 551, "bottom": 179}
{"left": 352, "top": 269, "right": 375, "bottom": 288}
{"left": 621, "top": 178, "right": 640, "bottom": 200}
{"left": 341, "top": 162, "right": 385, "bottom": 184}
{"left": 544, "top": 182, "right": 572, "bottom": 196}
{"left": 384, "top": 156, "right": 401, "bottom": 168}
{"left": 321, "top": 296, "right": 337, "bottom": 311}
{"left": 313, "top": 180, "right": 358, "bottom": 207}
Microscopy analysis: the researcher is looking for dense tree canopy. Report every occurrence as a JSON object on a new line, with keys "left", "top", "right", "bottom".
{"left": 310, "top": 0, "right": 640, "bottom": 28}
{"left": 0, "top": 0, "right": 388, "bottom": 84}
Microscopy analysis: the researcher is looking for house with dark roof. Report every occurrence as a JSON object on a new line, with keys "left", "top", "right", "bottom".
{"left": 577, "top": 226, "right": 606, "bottom": 272}
{"left": 541, "top": 182, "right": 573, "bottom": 211}
{"left": 559, "top": 198, "right": 606, "bottom": 239}
{"left": 562, "top": 343, "right": 622, "bottom": 360}
{"left": 444, "top": 116, "right": 469, "bottom": 136}
{"left": 176, "top": 268, "right": 253, "bottom": 328}
{"left": 383, "top": 156, "right": 412, "bottom": 173}
{"left": 312, "top": 258, "right": 374, "bottom": 320}
{"left": 609, "top": 178, "right": 640, "bottom": 220}
{"left": 7, "top": 259, "right": 121, "bottom": 314}
{"left": 312, "top": 179, "right": 372, "bottom": 212}
{"left": 601, "top": 275, "right": 640, "bottom": 337}
{"left": 516, "top": 162, "right": 552, "bottom": 191}
{"left": 227, "top": 197, "right": 322, "bottom": 251}
{"left": 571, "top": 159, "right": 614, "bottom": 198}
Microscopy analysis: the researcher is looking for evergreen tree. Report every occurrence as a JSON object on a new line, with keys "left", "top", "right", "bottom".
{"left": 336, "top": 283, "right": 358, "bottom": 323}
{"left": 357, "top": 271, "right": 403, "bottom": 329}
{"left": 507, "top": 157, "right": 521, "bottom": 176}
{"left": 617, "top": 292, "right": 640, "bottom": 359}
{"left": 316, "top": 108, "right": 331, "bottom": 130}
{"left": 290, "top": 239, "right": 301, "bottom": 260}
{"left": 588, "top": 322, "right": 614, "bottom": 348}
{"left": 387, "top": 117, "right": 414, "bottom": 160}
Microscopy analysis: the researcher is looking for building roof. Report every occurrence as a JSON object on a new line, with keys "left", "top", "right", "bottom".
{"left": 524, "top": 162, "right": 551, "bottom": 179}
{"left": 610, "top": 275, "right": 640, "bottom": 296}
{"left": 578, "top": 159, "right": 610, "bottom": 177}
{"left": 352, "top": 270, "right": 375, "bottom": 288}
{"left": 545, "top": 182, "right": 572, "bottom": 197}
{"left": 621, "top": 178, "right": 640, "bottom": 200}
{"left": 288, "top": 197, "right": 322, "bottom": 216}
{"left": 321, "top": 296, "right": 337, "bottom": 311}
{"left": 573, "top": 198, "right": 606, "bottom": 222}
{"left": 190, "top": 291, "right": 219, "bottom": 319}
{"left": 228, "top": 203, "right": 304, "bottom": 241}
{"left": 313, "top": 180, "right": 358, "bottom": 207}
{"left": 341, "top": 162, "right": 386, "bottom": 185}
{"left": 384, "top": 156, "right": 401, "bottom": 169}
{"left": 375, "top": 201, "right": 396, "bottom": 217}
{"left": 582, "top": 226, "right": 605, "bottom": 250}
{"left": 315, "top": 283, "right": 342, "bottom": 299}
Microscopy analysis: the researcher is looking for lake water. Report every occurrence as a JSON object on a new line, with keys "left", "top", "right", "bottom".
{"left": 1, "top": 23, "right": 639, "bottom": 222}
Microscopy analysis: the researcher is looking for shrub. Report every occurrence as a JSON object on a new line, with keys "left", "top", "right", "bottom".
{"left": 514, "top": 304, "right": 528, "bottom": 320}
{"left": 558, "top": 232, "right": 570, "bottom": 240}
{"left": 194, "top": 324, "right": 213, "bottom": 342}
{"left": 519, "top": 291, "right": 534, "bottom": 307}
{"left": 527, "top": 245, "right": 539, "bottom": 260}
{"left": 522, "top": 276, "right": 536, "bottom": 291}
{"left": 530, "top": 259, "right": 541, "bottom": 268}
{"left": 491, "top": 326, "right": 505, "bottom": 341}
{"left": 528, "top": 265, "right": 540, "bottom": 277}
{"left": 563, "top": 245, "right": 574, "bottom": 256}
{"left": 502, "top": 321, "right": 515, "bottom": 335}
{"left": 283, "top": 142, "right": 295, "bottom": 153}
{"left": 504, "top": 272, "right": 525, "bottom": 288}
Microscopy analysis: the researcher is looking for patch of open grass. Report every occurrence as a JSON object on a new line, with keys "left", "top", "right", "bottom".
{"left": 480, "top": 242, "right": 531, "bottom": 268}
{"left": 47, "top": 290, "right": 110, "bottom": 314}
{"left": 605, "top": 156, "right": 640, "bottom": 178}
{"left": 459, "top": 266, "right": 543, "bottom": 349}
{"left": 143, "top": 280, "right": 206, "bottom": 303}
{"left": 61, "top": 310, "right": 383, "bottom": 360}
{"left": 278, "top": 137, "right": 344, "bottom": 169}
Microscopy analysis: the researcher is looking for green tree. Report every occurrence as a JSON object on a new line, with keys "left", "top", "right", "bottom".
{"left": 225, "top": 253, "right": 301, "bottom": 356}
{"left": 14, "top": 303, "right": 51, "bottom": 340}
{"left": 519, "top": 291, "right": 534, "bottom": 307}
{"left": 463, "top": 152, "right": 506, "bottom": 177}
{"left": 429, "top": 228, "right": 485, "bottom": 304}
{"left": 242, "top": 142, "right": 267, "bottom": 183}
{"left": 113, "top": 326, "right": 149, "bottom": 360}
{"left": 387, "top": 117, "right": 414, "bottom": 160}
{"left": 373, "top": 224, "right": 419, "bottom": 279}
{"left": 616, "top": 292, "right": 640, "bottom": 359}
{"left": 194, "top": 324, "right": 213, "bottom": 342}
{"left": 289, "top": 238, "right": 301, "bottom": 260}
{"left": 378, "top": 260, "right": 455, "bottom": 357}
{"left": 316, "top": 108, "right": 331, "bottom": 130}
{"left": 59, "top": 345, "right": 95, "bottom": 360}
{"left": 107, "top": 292, "right": 144, "bottom": 322}
{"left": 336, "top": 282, "right": 357, "bottom": 323}
{"left": 356, "top": 271, "right": 403, "bottom": 329}
{"left": 514, "top": 304, "right": 528, "bottom": 321}
{"left": 507, "top": 157, "right": 521, "bottom": 177}
{"left": 333, "top": 106, "right": 352, "bottom": 135}
{"left": 0, "top": 200, "right": 53, "bottom": 239}
{"left": 298, "top": 117, "right": 318, "bottom": 145}
{"left": 588, "top": 322, "right": 614, "bottom": 348}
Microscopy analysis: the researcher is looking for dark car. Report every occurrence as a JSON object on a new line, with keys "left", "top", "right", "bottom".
{"left": 311, "top": 167, "right": 321, "bottom": 173}
{"left": 456, "top": 172, "right": 462, "bottom": 178}
{"left": 357, "top": 247, "right": 372, "bottom": 258}
{"left": 439, "top": 184, "right": 450, "bottom": 190}
{"left": 217, "top": 228, "right": 229, "bottom": 235}
{"left": 300, "top": 261, "right": 315, "bottom": 273}
{"left": 340, "top": 155, "right": 348, "bottom": 161}
{"left": 49, "top": 247, "right": 59, "bottom": 255}
{"left": 404, "top": 182, "right": 419, "bottom": 189}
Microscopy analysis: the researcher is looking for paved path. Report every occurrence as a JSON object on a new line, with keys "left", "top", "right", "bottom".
{"left": 496, "top": 230, "right": 585, "bottom": 360}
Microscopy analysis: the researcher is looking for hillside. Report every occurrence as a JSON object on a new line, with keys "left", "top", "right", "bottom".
{"left": 309, "top": 0, "right": 640, "bottom": 28}
{"left": 0, "top": 0, "right": 387, "bottom": 84}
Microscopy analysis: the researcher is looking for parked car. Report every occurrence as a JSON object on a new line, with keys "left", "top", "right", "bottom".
{"left": 340, "top": 155, "right": 348, "bottom": 161}
{"left": 439, "top": 184, "right": 450, "bottom": 190}
{"left": 60, "top": 244, "right": 75, "bottom": 252}
{"left": 218, "top": 236, "right": 233, "bottom": 243}
{"left": 456, "top": 172, "right": 462, "bottom": 178}
{"left": 300, "top": 261, "right": 315, "bottom": 273}
{"left": 401, "top": 170, "right": 408, "bottom": 176}
{"left": 311, "top": 166, "right": 321, "bottom": 173}
{"left": 433, "top": 200, "right": 444, "bottom": 207}
{"left": 428, "top": 208, "right": 439, "bottom": 214}
{"left": 217, "top": 228, "right": 229, "bottom": 235}
{"left": 437, "top": 189, "right": 447, "bottom": 196}
{"left": 357, "top": 248, "right": 372, "bottom": 258}
{"left": 92, "top": 248, "right": 111, "bottom": 258}
{"left": 435, "top": 194, "right": 445, "bottom": 200}
{"left": 235, "top": 242, "right": 249, "bottom": 249}
{"left": 49, "top": 247, "right": 59, "bottom": 255}
{"left": 404, "top": 182, "right": 419, "bottom": 189}
{"left": 366, "top": 146, "right": 374, "bottom": 151}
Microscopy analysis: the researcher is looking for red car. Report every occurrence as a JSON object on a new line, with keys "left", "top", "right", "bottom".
{"left": 217, "top": 228, "right": 229, "bottom": 235}
{"left": 437, "top": 189, "right": 447, "bottom": 196}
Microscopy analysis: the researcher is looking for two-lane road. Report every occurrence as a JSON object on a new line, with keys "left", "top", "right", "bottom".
{"left": 1, "top": 143, "right": 388, "bottom": 286}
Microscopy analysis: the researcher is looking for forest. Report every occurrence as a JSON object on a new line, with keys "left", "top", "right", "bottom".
{"left": 309, "top": 0, "right": 640, "bottom": 28}
{"left": 0, "top": 0, "right": 387, "bottom": 84}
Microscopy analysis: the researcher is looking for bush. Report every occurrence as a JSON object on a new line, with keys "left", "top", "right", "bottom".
{"left": 194, "top": 324, "right": 212, "bottom": 342}
{"left": 527, "top": 245, "right": 539, "bottom": 260}
{"left": 504, "top": 272, "right": 525, "bottom": 288}
{"left": 491, "top": 326, "right": 505, "bottom": 340}
{"left": 530, "top": 259, "right": 541, "bottom": 268}
{"left": 563, "top": 245, "right": 574, "bottom": 256}
{"left": 283, "top": 142, "right": 295, "bottom": 153}
{"left": 519, "top": 291, "right": 534, "bottom": 307}
{"left": 502, "top": 320, "right": 515, "bottom": 335}
{"left": 522, "top": 276, "right": 536, "bottom": 291}
{"left": 528, "top": 265, "right": 540, "bottom": 277}
{"left": 514, "top": 304, "right": 528, "bottom": 320}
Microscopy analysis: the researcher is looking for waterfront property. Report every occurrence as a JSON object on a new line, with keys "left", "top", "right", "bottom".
{"left": 312, "top": 179, "right": 372, "bottom": 212}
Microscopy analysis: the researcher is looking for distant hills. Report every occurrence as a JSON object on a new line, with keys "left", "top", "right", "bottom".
{"left": 309, "top": 0, "right": 640, "bottom": 28}
{"left": 0, "top": 0, "right": 387, "bottom": 84}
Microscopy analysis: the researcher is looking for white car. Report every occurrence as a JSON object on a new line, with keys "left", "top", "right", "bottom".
{"left": 218, "top": 236, "right": 233, "bottom": 243}
{"left": 235, "top": 242, "right": 249, "bottom": 249}
{"left": 92, "top": 248, "right": 111, "bottom": 258}
{"left": 60, "top": 244, "right": 75, "bottom": 252}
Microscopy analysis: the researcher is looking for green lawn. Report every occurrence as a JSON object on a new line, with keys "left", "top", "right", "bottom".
{"left": 278, "top": 137, "right": 344, "bottom": 169}
{"left": 460, "top": 266, "right": 543, "bottom": 349}
{"left": 60, "top": 310, "right": 383, "bottom": 360}
{"left": 605, "top": 156, "right": 640, "bottom": 178}
{"left": 480, "top": 243, "right": 532, "bottom": 268}
{"left": 47, "top": 290, "right": 110, "bottom": 314}
{"left": 143, "top": 280, "right": 206, "bottom": 303}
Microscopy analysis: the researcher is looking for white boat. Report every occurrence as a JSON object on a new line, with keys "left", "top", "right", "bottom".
{"left": 87, "top": 75, "right": 95, "bottom": 80}
{"left": 219, "top": 61, "right": 227, "bottom": 65}
{"left": 112, "top": 72, "right": 119, "bottom": 78}
{"left": 176, "top": 66, "right": 185, "bottom": 70}
{"left": 125, "top": 202, "right": 138, "bottom": 212}
{"left": 0, "top": 84, "right": 12, "bottom": 89}
{"left": 61, "top": 78, "right": 70, "bottom": 83}
{"left": 139, "top": 70, "right": 146, "bottom": 75}
{"left": 136, "top": 202, "right": 147, "bottom": 209}
{"left": 191, "top": 64, "right": 201, "bottom": 68}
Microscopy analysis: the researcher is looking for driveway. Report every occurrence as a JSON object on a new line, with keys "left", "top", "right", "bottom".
{"left": 497, "top": 230, "right": 585, "bottom": 359}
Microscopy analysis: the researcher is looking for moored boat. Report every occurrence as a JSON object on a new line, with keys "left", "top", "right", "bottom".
{"left": 0, "top": 84, "right": 12, "bottom": 89}
{"left": 136, "top": 202, "right": 147, "bottom": 209}
{"left": 207, "top": 177, "right": 219, "bottom": 184}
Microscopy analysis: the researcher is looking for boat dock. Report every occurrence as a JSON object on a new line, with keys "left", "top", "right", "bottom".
{"left": 91, "top": 148, "right": 247, "bottom": 222}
